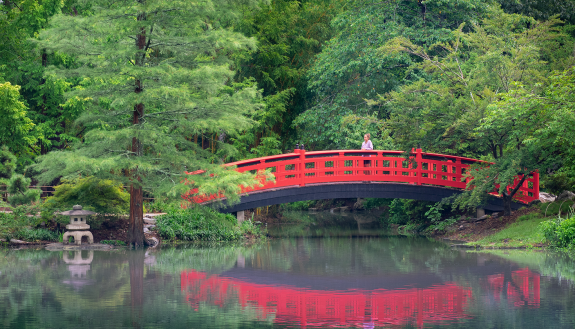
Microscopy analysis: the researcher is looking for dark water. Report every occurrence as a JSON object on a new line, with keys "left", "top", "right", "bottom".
{"left": 2, "top": 213, "right": 575, "bottom": 328}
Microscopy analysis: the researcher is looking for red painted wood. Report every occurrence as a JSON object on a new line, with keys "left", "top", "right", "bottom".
{"left": 183, "top": 150, "right": 540, "bottom": 205}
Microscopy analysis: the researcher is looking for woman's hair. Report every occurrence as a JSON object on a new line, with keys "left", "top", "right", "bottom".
{"left": 364, "top": 133, "right": 371, "bottom": 140}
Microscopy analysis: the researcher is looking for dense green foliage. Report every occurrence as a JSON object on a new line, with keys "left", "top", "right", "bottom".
{"left": 2, "top": 0, "right": 575, "bottom": 236}
{"left": 295, "top": 0, "right": 493, "bottom": 150}
{"left": 0, "top": 204, "right": 55, "bottom": 241}
{"left": 0, "top": 81, "right": 36, "bottom": 155}
{"left": 540, "top": 215, "right": 575, "bottom": 249}
{"left": 6, "top": 173, "right": 40, "bottom": 206}
{"left": 230, "top": 0, "right": 345, "bottom": 158}
{"left": 41, "top": 176, "right": 129, "bottom": 215}
{"left": 31, "top": 0, "right": 266, "bottom": 199}
{"left": 156, "top": 206, "right": 265, "bottom": 242}
{"left": 0, "top": 147, "right": 16, "bottom": 184}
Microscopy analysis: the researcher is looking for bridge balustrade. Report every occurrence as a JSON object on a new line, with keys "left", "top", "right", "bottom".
{"left": 185, "top": 149, "right": 539, "bottom": 204}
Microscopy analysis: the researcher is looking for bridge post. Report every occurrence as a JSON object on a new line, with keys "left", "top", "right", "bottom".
{"left": 299, "top": 145, "right": 306, "bottom": 187}
{"left": 236, "top": 210, "right": 245, "bottom": 224}
{"left": 476, "top": 208, "right": 485, "bottom": 219}
{"left": 416, "top": 148, "right": 422, "bottom": 185}
{"left": 533, "top": 171, "right": 540, "bottom": 200}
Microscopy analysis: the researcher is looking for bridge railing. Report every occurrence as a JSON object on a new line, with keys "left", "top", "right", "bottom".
{"left": 185, "top": 148, "right": 539, "bottom": 204}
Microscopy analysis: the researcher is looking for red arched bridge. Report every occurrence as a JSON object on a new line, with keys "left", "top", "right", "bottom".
{"left": 184, "top": 148, "right": 539, "bottom": 213}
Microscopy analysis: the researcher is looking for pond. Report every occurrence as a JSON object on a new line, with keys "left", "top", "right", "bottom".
{"left": 1, "top": 211, "right": 575, "bottom": 328}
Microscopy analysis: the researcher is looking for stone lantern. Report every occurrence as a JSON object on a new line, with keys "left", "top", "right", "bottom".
{"left": 61, "top": 205, "right": 96, "bottom": 245}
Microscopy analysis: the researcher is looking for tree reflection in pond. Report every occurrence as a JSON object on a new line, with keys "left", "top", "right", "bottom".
{"left": 0, "top": 238, "right": 574, "bottom": 328}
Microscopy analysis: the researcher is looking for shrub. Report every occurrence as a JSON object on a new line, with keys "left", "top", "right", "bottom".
{"left": 240, "top": 216, "right": 265, "bottom": 237}
{"left": 144, "top": 199, "right": 181, "bottom": 213}
{"left": 0, "top": 204, "right": 46, "bottom": 240}
{"left": 7, "top": 174, "right": 40, "bottom": 206}
{"left": 363, "top": 198, "right": 392, "bottom": 210}
{"left": 543, "top": 172, "right": 575, "bottom": 196}
{"left": 539, "top": 215, "right": 575, "bottom": 249}
{"left": 389, "top": 199, "right": 409, "bottom": 225}
{"left": 539, "top": 200, "right": 575, "bottom": 217}
{"left": 0, "top": 146, "right": 16, "bottom": 183}
{"left": 9, "top": 228, "right": 58, "bottom": 242}
{"left": 156, "top": 206, "right": 263, "bottom": 242}
{"left": 42, "top": 176, "right": 129, "bottom": 218}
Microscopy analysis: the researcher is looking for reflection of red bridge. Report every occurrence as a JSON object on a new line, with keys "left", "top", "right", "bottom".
{"left": 486, "top": 268, "right": 540, "bottom": 308}
{"left": 184, "top": 149, "right": 539, "bottom": 213}
{"left": 180, "top": 270, "right": 473, "bottom": 328}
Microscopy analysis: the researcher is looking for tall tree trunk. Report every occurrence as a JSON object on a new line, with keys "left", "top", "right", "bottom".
{"left": 128, "top": 11, "right": 147, "bottom": 247}
{"left": 129, "top": 103, "right": 144, "bottom": 247}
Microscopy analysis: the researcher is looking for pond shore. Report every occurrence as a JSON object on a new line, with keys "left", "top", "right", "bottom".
{"left": 434, "top": 206, "right": 547, "bottom": 249}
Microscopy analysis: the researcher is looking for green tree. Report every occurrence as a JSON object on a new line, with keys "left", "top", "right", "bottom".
{"left": 230, "top": 0, "right": 344, "bottom": 157}
{"left": 0, "top": 81, "right": 37, "bottom": 155}
{"left": 1, "top": 0, "right": 87, "bottom": 165}
{"left": 374, "top": 7, "right": 573, "bottom": 214}
{"left": 33, "top": 0, "right": 267, "bottom": 246}
{"left": 379, "top": 9, "right": 568, "bottom": 155}
{"left": 461, "top": 67, "right": 575, "bottom": 214}
{"left": 0, "top": 147, "right": 17, "bottom": 185}
{"left": 498, "top": 0, "right": 575, "bottom": 25}
{"left": 294, "top": 0, "right": 491, "bottom": 150}
{"left": 7, "top": 174, "right": 41, "bottom": 206}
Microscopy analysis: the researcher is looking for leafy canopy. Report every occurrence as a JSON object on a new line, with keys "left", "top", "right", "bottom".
{"left": 0, "top": 81, "right": 37, "bottom": 155}
{"left": 32, "top": 0, "right": 270, "bottom": 202}
{"left": 295, "top": 0, "right": 492, "bottom": 150}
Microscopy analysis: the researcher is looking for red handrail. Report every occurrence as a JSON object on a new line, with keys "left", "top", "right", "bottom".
{"left": 183, "top": 149, "right": 539, "bottom": 204}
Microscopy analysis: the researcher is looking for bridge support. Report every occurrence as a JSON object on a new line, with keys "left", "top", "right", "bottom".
{"left": 476, "top": 208, "right": 485, "bottom": 218}
{"left": 236, "top": 210, "right": 245, "bottom": 224}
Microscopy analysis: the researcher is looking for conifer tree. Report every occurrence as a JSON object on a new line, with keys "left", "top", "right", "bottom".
{"left": 33, "top": 0, "right": 265, "bottom": 246}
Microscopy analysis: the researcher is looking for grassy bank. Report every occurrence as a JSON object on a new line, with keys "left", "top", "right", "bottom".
{"left": 156, "top": 206, "right": 266, "bottom": 242}
{"left": 472, "top": 213, "right": 546, "bottom": 248}
{"left": 448, "top": 200, "right": 575, "bottom": 249}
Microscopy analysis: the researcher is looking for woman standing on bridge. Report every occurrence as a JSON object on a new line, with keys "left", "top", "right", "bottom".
{"left": 361, "top": 133, "right": 373, "bottom": 175}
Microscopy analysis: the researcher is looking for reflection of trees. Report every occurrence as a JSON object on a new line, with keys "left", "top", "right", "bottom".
{"left": 482, "top": 249, "right": 575, "bottom": 284}
{"left": 246, "top": 236, "right": 463, "bottom": 276}
{"left": 269, "top": 211, "right": 387, "bottom": 238}
{"left": 0, "top": 248, "right": 272, "bottom": 328}
{"left": 153, "top": 243, "right": 265, "bottom": 275}
{"left": 2, "top": 244, "right": 575, "bottom": 328}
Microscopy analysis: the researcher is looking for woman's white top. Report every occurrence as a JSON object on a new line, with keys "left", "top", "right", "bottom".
{"left": 361, "top": 140, "right": 373, "bottom": 150}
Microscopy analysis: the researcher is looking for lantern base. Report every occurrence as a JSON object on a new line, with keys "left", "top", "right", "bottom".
{"left": 63, "top": 231, "right": 93, "bottom": 245}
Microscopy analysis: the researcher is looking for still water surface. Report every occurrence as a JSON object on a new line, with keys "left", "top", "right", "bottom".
{"left": 1, "top": 212, "right": 575, "bottom": 328}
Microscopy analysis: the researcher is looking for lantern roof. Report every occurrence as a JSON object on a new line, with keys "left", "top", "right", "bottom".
{"left": 61, "top": 205, "right": 96, "bottom": 216}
